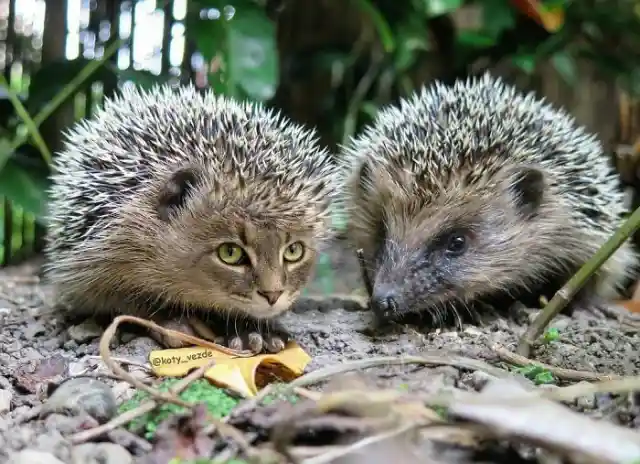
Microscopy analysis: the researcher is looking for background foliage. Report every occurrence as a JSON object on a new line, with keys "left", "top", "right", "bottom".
{"left": 1, "top": 0, "right": 640, "bottom": 265}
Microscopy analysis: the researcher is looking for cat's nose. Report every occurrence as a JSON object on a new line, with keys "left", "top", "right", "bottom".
{"left": 258, "top": 290, "right": 284, "bottom": 306}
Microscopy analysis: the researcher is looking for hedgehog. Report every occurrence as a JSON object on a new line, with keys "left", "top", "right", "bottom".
{"left": 44, "top": 83, "right": 339, "bottom": 353}
{"left": 337, "top": 73, "right": 639, "bottom": 326}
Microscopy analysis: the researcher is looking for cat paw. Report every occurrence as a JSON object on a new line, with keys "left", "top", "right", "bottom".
{"left": 224, "top": 318, "right": 290, "bottom": 354}
{"left": 147, "top": 315, "right": 290, "bottom": 353}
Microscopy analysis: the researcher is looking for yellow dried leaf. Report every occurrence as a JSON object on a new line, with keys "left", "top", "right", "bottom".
{"left": 538, "top": 6, "right": 564, "bottom": 33}
{"left": 148, "top": 342, "right": 312, "bottom": 397}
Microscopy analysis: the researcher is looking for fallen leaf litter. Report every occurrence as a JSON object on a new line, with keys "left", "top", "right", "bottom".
{"left": 4, "top": 249, "right": 640, "bottom": 463}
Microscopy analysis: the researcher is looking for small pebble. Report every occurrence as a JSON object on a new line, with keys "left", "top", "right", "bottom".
{"left": 44, "top": 413, "right": 99, "bottom": 435}
{"left": 470, "top": 371, "right": 497, "bottom": 390}
{"left": 8, "top": 450, "right": 65, "bottom": 464}
{"left": 68, "top": 320, "right": 102, "bottom": 343}
{"left": 549, "top": 317, "right": 571, "bottom": 332}
{"left": 19, "top": 347, "right": 43, "bottom": 361}
{"left": 22, "top": 321, "right": 47, "bottom": 339}
{"left": 41, "top": 337, "right": 63, "bottom": 350}
{"left": 43, "top": 377, "right": 117, "bottom": 424}
{"left": 576, "top": 394, "right": 596, "bottom": 410}
{"left": 595, "top": 392, "right": 615, "bottom": 410}
{"left": 0, "top": 389, "right": 12, "bottom": 413}
{"left": 527, "top": 310, "right": 542, "bottom": 324}
{"left": 71, "top": 443, "right": 133, "bottom": 464}
{"left": 63, "top": 339, "right": 79, "bottom": 350}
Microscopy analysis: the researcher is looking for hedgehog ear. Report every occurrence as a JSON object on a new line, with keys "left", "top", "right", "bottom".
{"left": 504, "top": 165, "right": 545, "bottom": 218}
{"left": 157, "top": 167, "right": 199, "bottom": 221}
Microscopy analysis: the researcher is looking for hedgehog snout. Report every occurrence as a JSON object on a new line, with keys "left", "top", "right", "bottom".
{"left": 369, "top": 283, "right": 404, "bottom": 321}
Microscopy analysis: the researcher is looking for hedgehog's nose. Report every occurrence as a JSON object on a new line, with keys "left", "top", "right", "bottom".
{"left": 370, "top": 288, "right": 400, "bottom": 320}
{"left": 258, "top": 290, "right": 284, "bottom": 306}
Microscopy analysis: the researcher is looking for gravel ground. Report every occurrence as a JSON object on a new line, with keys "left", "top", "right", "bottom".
{"left": 1, "top": 239, "right": 640, "bottom": 463}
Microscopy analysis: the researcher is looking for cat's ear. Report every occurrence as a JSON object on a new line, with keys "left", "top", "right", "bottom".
{"left": 157, "top": 166, "right": 199, "bottom": 221}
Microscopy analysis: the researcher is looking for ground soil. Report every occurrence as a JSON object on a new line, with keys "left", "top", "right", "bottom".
{"left": 2, "top": 238, "right": 640, "bottom": 463}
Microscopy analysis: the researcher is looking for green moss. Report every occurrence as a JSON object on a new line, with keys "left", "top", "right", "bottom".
{"left": 259, "top": 383, "right": 300, "bottom": 406}
{"left": 118, "top": 378, "right": 240, "bottom": 440}
{"left": 513, "top": 364, "right": 557, "bottom": 385}
{"left": 542, "top": 327, "right": 560, "bottom": 343}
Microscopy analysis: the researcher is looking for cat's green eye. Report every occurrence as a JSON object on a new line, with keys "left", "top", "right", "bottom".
{"left": 283, "top": 241, "right": 305, "bottom": 263}
{"left": 217, "top": 243, "right": 246, "bottom": 265}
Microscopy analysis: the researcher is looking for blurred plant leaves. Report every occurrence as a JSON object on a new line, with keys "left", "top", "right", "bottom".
{"left": 187, "top": 0, "right": 278, "bottom": 101}
{"left": 26, "top": 59, "right": 117, "bottom": 115}
{"left": 394, "top": 15, "right": 431, "bottom": 72}
{"left": 512, "top": 53, "right": 536, "bottom": 74}
{"left": 550, "top": 50, "right": 577, "bottom": 85}
{"left": 482, "top": 0, "right": 516, "bottom": 38}
{"left": 356, "top": 0, "right": 396, "bottom": 53}
{"left": 422, "top": 0, "right": 463, "bottom": 18}
{"left": 0, "top": 154, "right": 50, "bottom": 222}
{"left": 457, "top": 31, "right": 497, "bottom": 49}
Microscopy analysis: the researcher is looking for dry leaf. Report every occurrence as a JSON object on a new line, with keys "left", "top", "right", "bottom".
{"left": 615, "top": 299, "right": 640, "bottom": 313}
{"left": 447, "top": 379, "right": 640, "bottom": 464}
{"left": 139, "top": 404, "right": 214, "bottom": 464}
{"left": 509, "top": 0, "right": 565, "bottom": 32}
{"left": 149, "top": 342, "right": 311, "bottom": 397}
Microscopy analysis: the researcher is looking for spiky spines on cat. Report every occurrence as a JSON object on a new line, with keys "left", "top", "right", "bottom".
{"left": 45, "top": 83, "right": 340, "bottom": 352}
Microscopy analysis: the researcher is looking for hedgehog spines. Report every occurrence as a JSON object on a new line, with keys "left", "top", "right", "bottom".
{"left": 338, "top": 72, "right": 638, "bottom": 318}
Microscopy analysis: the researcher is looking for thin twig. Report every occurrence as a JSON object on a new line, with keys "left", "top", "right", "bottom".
{"left": 68, "top": 359, "right": 217, "bottom": 444}
{"left": 544, "top": 374, "right": 640, "bottom": 404}
{"left": 287, "top": 353, "right": 512, "bottom": 390}
{"left": 69, "top": 371, "right": 153, "bottom": 384}
{"left": 492, "top": 343, "right": 620, "bottom": 382}
{"left": 0, "top": 74, "right": 51, "bottom": 164}
{"left": 98, "top": 315, "right": 254, "bottom": 409}
{"left": 0, "top": 37, "right": 123, "bottom": 172}
{"left": 86, "top": 355, "right": 152, "bottom": 373}
{"left": 341, "top": 55, "right": 382, "bottom": 146}
{"left": 517, "top": 203, "right": 640, "bottom": 357}
{"left": 223, "top": 384, "right": 275, "bottom": 422}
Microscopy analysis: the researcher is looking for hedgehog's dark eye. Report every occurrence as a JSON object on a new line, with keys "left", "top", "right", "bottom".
{"left": 445, "top": 234, "right": 468, "bottom": 256}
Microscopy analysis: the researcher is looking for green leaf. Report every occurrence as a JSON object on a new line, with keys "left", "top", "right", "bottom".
{"left": 481, "top": 0, "right": 516, "bottom": 39}
{"left": 423, "top": 0, "right": 463, "bottom": 17}
{"left": 25, "top": 59, "right": 117, "bottom": 116}
{"left": 543, "top": 327, "right": 560, "bottom": 343}
{"left": 0, "top": 138, "right": 12, "bottom": 174}
{"left": 355, "top": 0, "right": 396, "bottom": 53}
{"left": 394, "top": 15, "right": 431, "bottom": 71}
{"left": 0, "top": 156, "right": 50, "bottom": 221}
{"left": 360, "top": 101, "right": 379, "bottom": 119}
{"left": 551, "top": 51, "right": 577, "bottom": 85}
{"left": 512, "top": 54, "right": 536, "bottom": 74}
{"left": 187, "top": 1, "right": 278, "bottom": 102}
{"left": 534, "top": 371, "right": 556, "bottom": 385}
{"left": 456, "top": 31, "right": 497, "bottom": 48}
